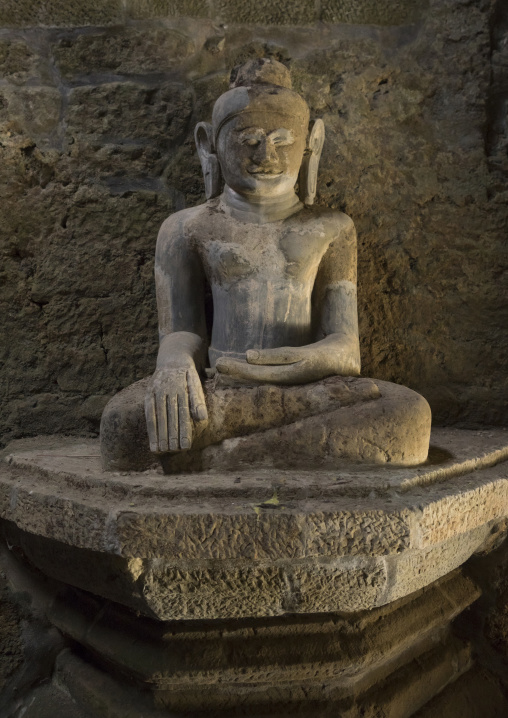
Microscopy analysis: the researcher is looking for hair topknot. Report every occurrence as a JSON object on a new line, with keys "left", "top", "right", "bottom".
{"left": 213, "top": 58, "right": 308, "bottom": 144}
{"left": 230, "top": 58, "right": 292, "bottom": 90}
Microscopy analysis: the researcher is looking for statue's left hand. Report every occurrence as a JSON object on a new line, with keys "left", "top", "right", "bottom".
{"left": 215, "top": 334, "right": 360, "bottom": 384}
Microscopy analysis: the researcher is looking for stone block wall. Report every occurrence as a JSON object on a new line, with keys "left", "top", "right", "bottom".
{"left": 0, "top": 0, "right": 506, "bottom": 445}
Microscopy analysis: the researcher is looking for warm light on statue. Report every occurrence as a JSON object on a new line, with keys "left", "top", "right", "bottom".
{"left": 100, "top": 58, "right": 431, "bottom": 473}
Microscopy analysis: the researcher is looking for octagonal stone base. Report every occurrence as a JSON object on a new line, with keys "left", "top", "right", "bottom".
{"left": 1, "top": 428, "right": 507, "bottom": 716}
{"left": 0, "top": 546, "right": 493, "bottom": 718}
{"left": 1, "top": 428, "right": 507, "bottom": 620}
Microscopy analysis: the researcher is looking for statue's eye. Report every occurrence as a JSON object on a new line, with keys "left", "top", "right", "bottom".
{"left": 272, "top": 137, "right": 286, "bottom": 146}
{"left": 271, "top": 132, "right": 294, "bottom": 146}
{"left": 243, "top": 138, "right": 260, "bottom": 146}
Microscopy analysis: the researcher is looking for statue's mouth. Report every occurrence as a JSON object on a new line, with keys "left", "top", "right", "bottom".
{"left": 248, "top": 170, "right": 283, "bottom": 178}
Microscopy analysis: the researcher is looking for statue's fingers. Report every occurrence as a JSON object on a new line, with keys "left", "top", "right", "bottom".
{"left": 145, "top": 392, "right": 159, "bottom": 453}
{"left": 257, "top": 361, "right": 318, "bottom": 385}
{"left": 217, "top": 357, "right": 311, "bottom": 384}
{"left": 168, "top": 394, "right": 179, "bottom": 451}
{"left": 187, "top": 370, "right": 208, "bottom": 423}
{"left": 246, "top": 347, "right": 301, "bottom": 365}
{"left": 215, "top": 357, "right": 247, "bottom": 375}
{"left": 177, "top": 391, "right": 192, "bottom": 450}
{"left": 248, "top": 362, "right": 311, "bottom": 384}
{"left": 155, "top": 393, "right": 169, "bottom": 453}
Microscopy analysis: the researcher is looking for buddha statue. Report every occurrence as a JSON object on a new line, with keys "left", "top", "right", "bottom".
{"left": 100, "top": 58, "right": 431, "bottom": 473}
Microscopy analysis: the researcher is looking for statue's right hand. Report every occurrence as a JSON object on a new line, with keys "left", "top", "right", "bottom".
{"left": 144, "top": 365, "right": 208, "bottom": 453}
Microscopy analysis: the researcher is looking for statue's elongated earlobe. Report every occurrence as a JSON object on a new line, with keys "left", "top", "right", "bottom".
{"left": 195, "top": 122, "right": 222, "bottom": 199}
{"left": 299, "top": 119, "right": 325, "bottom": 206}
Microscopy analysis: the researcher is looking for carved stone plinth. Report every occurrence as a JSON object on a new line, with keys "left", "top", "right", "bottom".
{"left": 2, "top": 546, "right": 507, "bottom": 717}
{"left": 2, "top": 429, "right": 507, "bottom": 620}
{"left": 1, "top": 428, "right": 507, "bottom": 715}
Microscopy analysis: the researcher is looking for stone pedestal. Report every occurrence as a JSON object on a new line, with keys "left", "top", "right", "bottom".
{"left": 1, "top": 428, "right": 507, "bottom": 716}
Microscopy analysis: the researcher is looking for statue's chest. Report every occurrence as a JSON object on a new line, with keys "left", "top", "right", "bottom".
{"left": 197, "top": 223, "right": 330, "bottom": 286}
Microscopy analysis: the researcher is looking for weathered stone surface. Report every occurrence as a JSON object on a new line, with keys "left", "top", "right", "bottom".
{"left": 0, "top": 0, "right": 431, "bottom": 27}
{"left": 133, "top": 559, "right": 386, "bottom": 618}
{"left": 0, "top": 546, "right": 485, "bottom": 716}
{"left": 8, "top": 682, "right": 92, "bottom": 718}
{"left": 0, "top": 0, "right": 124, "bottom": 27}
{"left": 0, "top": 574, "right": 23, "bottom": 694}
{"left": 215, "top": 0, "right": 315, "bottom": 25}
{"left": 0, "top": 86, "right": 61, "bottom": 139}
{"left": 451, "top": 534, "right": 508, "bottom": 706}
{"left": 320, "top": 0, "right": 425, "bottom": 25}
{"left": 55, "top": 653, "right": 165, "bottom": 718}
{"left": 101, "top": 377, "right": 431, "bottom": 472}
{"left": 51, "top": 569, "right": 476, "bottom": 685}
{"left": 485, "top": 581, "right": 508, "bottom": 663}
{"left": 488, "top": 0, "right": 508, "bottom": 200}
{"left": 0, "top": 176, "right": 173, "bottom": 441}
{"left": 304, "top": 508, "right": 412, "bottom": 557}
{"left": 67, "top": 82, "right": 194, "bottom": 145}
{"left": 0, "top": 38, "right": 46, "bottom": 85}
{"left": 350, "top": 637, "right": 473, "bottom": 718}
{"left": 0, "top": 429, "right": 506, "bottom": 619}
{"left": 187, "top": 380, "right": 430, "bottom": 471}
{"left": 77, "top": 609, "right": 474, "bottom": 715}
{"left": 417, "top": 469, "right": 508, "bottom": 548}
{"left": 414, "top": 668, "right": 508, "bottom": 718}
{"left": 53, "top": 28, "right": 196, "bottom": 78}
{"left": 384, "top": 523, "right": 496, "bottom": 604}
{"left": 127, "top": 0, "right": 210, "bottom": 20}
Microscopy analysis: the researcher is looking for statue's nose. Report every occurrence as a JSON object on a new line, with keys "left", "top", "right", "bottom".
{"left": 253, "top": 138, "right": 278, "bottom": 166}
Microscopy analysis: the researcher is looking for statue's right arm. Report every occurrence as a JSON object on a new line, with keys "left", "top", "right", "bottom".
{"left": 144, "top": 213, "right": 208, "bottom": 454}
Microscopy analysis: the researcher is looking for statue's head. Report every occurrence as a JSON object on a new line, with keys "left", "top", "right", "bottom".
{"left": 195, "top": 58, "right": 325, "bottom": 204}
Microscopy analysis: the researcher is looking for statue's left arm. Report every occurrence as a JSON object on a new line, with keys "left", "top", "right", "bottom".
{"left": 216, "top": 213, "right": 361, "bottom": 384}
{"left": 307, "top": 212, "right": 361, "bottom": 373}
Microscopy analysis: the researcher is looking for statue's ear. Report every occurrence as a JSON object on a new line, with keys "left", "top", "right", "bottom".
{"left": 298, "top": 119, "right": 325, "bottom": 205}
{"left": 195, "top": 122, "right": 222, "bottom": 200}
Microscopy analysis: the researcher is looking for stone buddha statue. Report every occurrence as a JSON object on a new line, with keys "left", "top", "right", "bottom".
{"left": 100, "top": 58, "right": 431, "bottom": 473}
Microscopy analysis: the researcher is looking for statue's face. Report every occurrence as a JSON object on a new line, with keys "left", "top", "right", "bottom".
{"left": 216, "top": 111, "right": 307, "bottom": 199}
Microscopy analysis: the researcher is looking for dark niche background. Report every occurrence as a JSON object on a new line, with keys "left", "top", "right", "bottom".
{"left": 0, "top": 0, "right": 506, "bottom": 445}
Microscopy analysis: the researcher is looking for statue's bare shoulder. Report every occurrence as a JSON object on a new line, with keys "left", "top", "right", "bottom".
{"left": 155, "top": 204, "right": 224, "bottom": 274}
{"left": 295, "top": 206, "right": 354, "bottom": 235}
{"left": 283, "top": 206, "right": 356, "bottom": 266}
{"left": 156, "top": 205, "right": 207, "bottom": 255}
